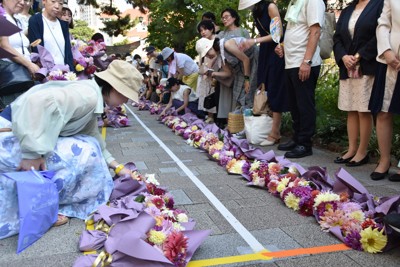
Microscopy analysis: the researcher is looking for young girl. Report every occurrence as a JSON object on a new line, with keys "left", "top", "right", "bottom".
{"left": 159, "top": 78, "right": 204, "bottom": 118}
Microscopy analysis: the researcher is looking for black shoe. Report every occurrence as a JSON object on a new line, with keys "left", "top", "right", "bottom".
{"left": 384, "top": 214, "right": 400, "bottom": 234}
{"left": 388, "top": 173, "right": 400, "bottom": 182}
{"left": 370, "top": 169, "right": 389, "bottom": 181}
{"left": 334, "top": 155, "right": 355, "bottom": 164}
{"left": 345, "top": 154, "right": 369, "bottom": 167}
{"left": 277, "top": 140, "right": 297, "bottom": 151}
{"left": 284, "top": 145, "right": 312, "bottom": 158}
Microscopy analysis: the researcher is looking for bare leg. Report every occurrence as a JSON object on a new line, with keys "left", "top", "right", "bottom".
{"left": 351, "top": 111, "right": 372, "bottom": 162}
{"left": 267, "top": 112, "right": 282, "bottom": 141}
{"left": 342, "top": 111, "right": 359, "bottom": 159}
{"left": 375, "top": 112, "right": 393, "bottom": 173}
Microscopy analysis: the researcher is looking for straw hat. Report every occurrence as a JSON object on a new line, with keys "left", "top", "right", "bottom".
{"left": 238, "top": 0, "right": 261, "bottom": 10}
{"left": 195, "top": 38, "right": 214, "bottom": 59}
{"left": 161, "top": 47, "right": 174, "bottom": 60}
{"left": 94, "top": 60, "right": 143, "bottom": 102}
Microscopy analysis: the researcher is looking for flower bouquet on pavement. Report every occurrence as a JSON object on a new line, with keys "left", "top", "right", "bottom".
{"left": 74, "top": 172, "right": 210, "bottom": 266}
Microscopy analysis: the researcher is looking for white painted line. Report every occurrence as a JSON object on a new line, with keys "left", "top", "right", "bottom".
{"left": 125, "top": 105, "right": 265, "bottom": 252}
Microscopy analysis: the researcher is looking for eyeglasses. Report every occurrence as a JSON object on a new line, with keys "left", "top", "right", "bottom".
{"left": 221, "top": 15, "right": 231, "bottom": 21}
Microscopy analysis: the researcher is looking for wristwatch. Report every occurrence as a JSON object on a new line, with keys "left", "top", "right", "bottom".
{"left": 303, "top": 59, "right": 312, "bottom": 66}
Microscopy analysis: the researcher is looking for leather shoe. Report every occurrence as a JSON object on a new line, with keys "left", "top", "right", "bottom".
{"left": 389, "top": 173, "right": 400, "bottom": 182}
{"left": 345, "top": 154, "right": 369, "bottom": 167}
{"left": 334, "top": 155, "right": 355, "bottom": 164}
{"left": 284, "top": 145, "right": 312, "bottom": 158}
{"left": 277, "top": 140, "right": 297, "bottom": 151}
{"left": 384, "top": 214, "right": 400, "bottom": 234}
{"left": 370, "top": 169, "right": 389, "bottom": 181}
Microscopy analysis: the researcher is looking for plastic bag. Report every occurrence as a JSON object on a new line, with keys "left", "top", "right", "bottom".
{"left": 244, "top": 114, "right": 273, "bottom": 145}
{"left": 3, "top": 170, "right": 58, "bottom": 253}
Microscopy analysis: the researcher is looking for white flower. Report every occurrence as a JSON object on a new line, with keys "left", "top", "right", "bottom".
{"left": 288, "top": 166, "right": 299, "bottom": 175}
{"left": 64, "top": 72, "right": 78, "bottom": 81}
{"left": 173, "top": 222, "right": 185, "bottom": 231}
{"left": 176, "top": 213, "right": 188, "bottom": 223}
{"left": 250, "top": 160, "right": 261, "bottom": 171}
{"left": 145, "top": 173, "right": 160, "bottom": 186}
{"left": 225, "top": 151, "right": 234, "bottom": 157}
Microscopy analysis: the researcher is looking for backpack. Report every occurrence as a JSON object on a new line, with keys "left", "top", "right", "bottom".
{"left": 319, "top": 12, "right": 336, "bottom": 60}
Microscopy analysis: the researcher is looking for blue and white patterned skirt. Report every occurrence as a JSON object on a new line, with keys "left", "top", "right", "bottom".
{"left": 0, "top": 117, "right": 114, "bottom": 239}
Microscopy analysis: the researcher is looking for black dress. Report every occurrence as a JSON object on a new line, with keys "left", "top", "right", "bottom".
{"left": 369, "top": 63, "right": 400, "bottom": 115}
{"left": 254, "top": 2, "right": 288, "bottom": 112}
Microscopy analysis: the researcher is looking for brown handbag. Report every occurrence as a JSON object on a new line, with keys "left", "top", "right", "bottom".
{"left": 252, "top": 83, "right": 271, "bottom": 116}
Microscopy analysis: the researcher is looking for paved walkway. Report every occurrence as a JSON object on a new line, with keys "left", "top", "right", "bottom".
{"left": 1, "top": 106, "right": 400, "bottom": 267}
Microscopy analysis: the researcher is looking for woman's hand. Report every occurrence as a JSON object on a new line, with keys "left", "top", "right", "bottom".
{"left": 342, "top": 55, "right": 357, "bottom": 70}
{"left": 238, "top": 39, "right": 255, "bottom": 51}
{"left": 117, "top": 166, "right": 133, "bottom": 177}
{"left": 274, "top": 44, "right": 284, "bottom": 58}
{"left": 383, "top": 50, "right": 400, "bottom": 71}
{"left": 18, "top": 158, "right": 46, "bottom": 171}
{"left": 28, "top": 62, "right": 40, "bottom": 75}
{"left": 244, "top": 80, "right": 250, "bottom": 94}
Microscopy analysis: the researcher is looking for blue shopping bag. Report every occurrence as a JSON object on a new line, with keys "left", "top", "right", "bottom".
{"left": 3, "top": 170, "right": 58, "bottom": 253}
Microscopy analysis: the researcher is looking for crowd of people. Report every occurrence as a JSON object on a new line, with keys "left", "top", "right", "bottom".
{"left": 0, "top": 0, "right": 400, "bottom": 240}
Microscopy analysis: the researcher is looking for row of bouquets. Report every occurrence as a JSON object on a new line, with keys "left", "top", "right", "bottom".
{"left": 73, "top": 163, "right": 210, "bottom": 266}
{"left": 135, "top": 102, "right": 400, "bottom": 254}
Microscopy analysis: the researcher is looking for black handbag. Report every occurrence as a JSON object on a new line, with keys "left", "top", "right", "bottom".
{"left": 0, "top": 60, "right": 34, "bottom": 96}
{"left": 203, "top": 92, "right": 216, "bottom": 109}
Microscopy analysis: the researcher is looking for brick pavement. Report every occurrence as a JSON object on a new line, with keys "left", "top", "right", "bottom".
{"left": 0, "top": 107, "right": 399, "bottom": 267}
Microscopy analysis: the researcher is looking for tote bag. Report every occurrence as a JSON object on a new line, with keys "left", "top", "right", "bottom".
{"left": 0, "top": 60, "right": 34, "bottom": 96}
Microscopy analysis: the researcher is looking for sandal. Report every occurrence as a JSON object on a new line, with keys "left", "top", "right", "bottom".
{"left": 260, "top": 135, "right": 281, "bottom": 146}
{"left": 53, "top": 214, "right": 69, "bottom": 227}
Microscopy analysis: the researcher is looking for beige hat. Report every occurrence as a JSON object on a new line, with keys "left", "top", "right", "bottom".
{"left": 196, "top": 38, "right": 214, "bottom": 58}
{"left": 95, "top": 60, "right": 143, "bottom": 103}
{"left": 238, "top": 0, "right": 261, "bottom": 10}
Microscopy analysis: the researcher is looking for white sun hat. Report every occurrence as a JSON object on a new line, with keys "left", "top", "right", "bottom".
{"left": 161, "top": 47, "right": 174, "bottom": 60}
{"left": 238, "top": 0, "right": 262, "bottom": 10}
{"left": 195, "top": 38, "right": 214, "bottom": 59}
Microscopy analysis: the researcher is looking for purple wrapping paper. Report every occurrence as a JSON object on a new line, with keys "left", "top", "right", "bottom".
{"left": 96, "top": 205, "right": 142, "bottom": 226}
{"left": 110, "top": 176, "right": 146, "bottom": 201}
{"left": 37, "top": 45, "right": 55, "bottom": 71}
{"left": 79, "top": 230, "right": 107, "bottom": 251}
{"left": 302, "top": 166, "right": 334, "bottom": 191}
{"left": 110, "top": 195, "right": 145, "bottom": 211}
{"left": 229, "top": 137, "right": 275, "bottom": 161}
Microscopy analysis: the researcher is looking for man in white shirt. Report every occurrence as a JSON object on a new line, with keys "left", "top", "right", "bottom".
{"left": 275, "top": 0, "right": 325, "bottom": 158}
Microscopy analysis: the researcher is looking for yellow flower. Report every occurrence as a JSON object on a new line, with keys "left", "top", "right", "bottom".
{"left": 284, "top": 192, "right": 300, "bottom": 211}
{"left": 360, "top": 227, "right": 387, "bottom": 253}
{"left": 148, "top": 230, "right": 167, "bottom": 245}
{"left": 277, "top": 177, "right": 290, "bottom": 193}
{"left": 212, "top": 152, "right": 220, "bottom": 160}
{"left": 250, "top": 160, "right": 260, "bottom": 171}
{"left": 75, "top": 64, "right": 84, "bottom": 72}
{"left": 155, "top": 216, "right": 163, "bottom": 226}
{"left": 313, "top": 191, "right": 340, "bottom": 208}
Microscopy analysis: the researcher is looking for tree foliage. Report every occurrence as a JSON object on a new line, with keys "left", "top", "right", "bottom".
{"left": 70, "top": 20, "right": 95, "bottom": 42}
{"left": 77, "top": 0, "right": 350, "bottom": 55}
